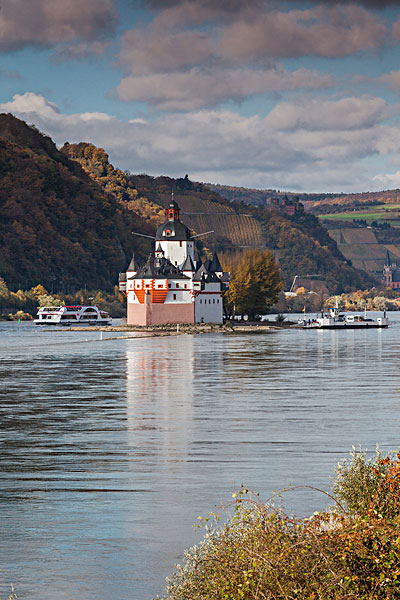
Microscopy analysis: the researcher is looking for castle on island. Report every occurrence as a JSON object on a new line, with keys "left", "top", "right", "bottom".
{"left": 119, "top": 199, "right": 230, "bottom": 325}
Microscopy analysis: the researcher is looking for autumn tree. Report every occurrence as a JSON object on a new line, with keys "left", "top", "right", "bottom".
{"left": 224, "top": 248, "right": 282, "bottom": 319}
{"left": 37, "top": 293, "right": 63, "bottom": 308}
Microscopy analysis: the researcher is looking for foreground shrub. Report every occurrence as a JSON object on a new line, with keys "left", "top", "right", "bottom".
{"left": 159, "top": 449, "right": 400, "bottom": 600}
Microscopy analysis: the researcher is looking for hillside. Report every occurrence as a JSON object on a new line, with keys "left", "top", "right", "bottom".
{"left": 71, "top": 157, "right": 373, "bottom": 292}
{"left": 207, "top": 181, "right": 400, "bottom": 281}
{"left": 207, "top": 183, "right": 341, "bottom": 206}
{"left": 248, "top": 206, "right": 376, "bottom": 291}
{"left": 129, "top": 174, "right": 264, "bottom": 251}
{"left": 305, "top": 191, "right": 400, "bottom": 276}
{"left": 0, "top": 114, "right": 153, "bottom": 291}
{"left": 0, "top": 114, "right": 376, "bottom": 294}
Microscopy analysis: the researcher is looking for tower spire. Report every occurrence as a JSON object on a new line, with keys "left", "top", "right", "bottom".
{"left": 385, "top": 249, "right": 391, "bottom": 267}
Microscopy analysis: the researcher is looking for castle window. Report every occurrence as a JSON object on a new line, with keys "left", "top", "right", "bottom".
{"left": 213, "top": 299, "right": 215, "bottom": 304}
{"left": 176, "top": 283, "right": 179, "bottom": 288}
{"left": 200, "top": 299, "right": 202, "bottom": 304}
{"left": 180, "top": 241, "right": 182, "bottom": 247}
{"left": 173, "top": 293, "right": 176, "bottom": 300}
{"left": 184, "top": 284, "right": 187, "bottom": 289}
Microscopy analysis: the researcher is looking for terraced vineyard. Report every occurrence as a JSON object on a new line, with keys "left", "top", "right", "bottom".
{"left": 181, "top": 211, "right": 263, "bottom": 247}
{"left": 320, "top": 203, "right": 400, "bottom": 226}
{"left": 328, "top": 227, "right": 400, "bottom": 273}
{"left": 151, "top": 191, "right": 264, "bottom": 248}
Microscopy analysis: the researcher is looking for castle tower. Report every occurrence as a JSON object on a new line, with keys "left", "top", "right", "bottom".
{"left": 155, "top": 198, "right": 195, "bottom": 267}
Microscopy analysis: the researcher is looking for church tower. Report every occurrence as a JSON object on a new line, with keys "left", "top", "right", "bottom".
{"left": 383, "top": 250, "right": 397, "bottom": 288}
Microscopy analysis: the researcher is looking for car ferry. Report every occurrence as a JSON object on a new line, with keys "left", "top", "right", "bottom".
{"left": 34, "top": 305, "right": 112, "bottom": 326}
{"left": 301, "top": 306, "right": 389, "bottom": 329}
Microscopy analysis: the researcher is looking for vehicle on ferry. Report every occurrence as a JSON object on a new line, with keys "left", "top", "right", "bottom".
{"left": 301, "top": 305, "right": 389, "bottom": 329}
{"left": 34, "top": 305, "right": 112, "bottom": 326}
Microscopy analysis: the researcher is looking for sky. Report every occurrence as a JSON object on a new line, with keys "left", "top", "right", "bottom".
{"left": 3, "top": 1, "right": 400, "bottom": 192}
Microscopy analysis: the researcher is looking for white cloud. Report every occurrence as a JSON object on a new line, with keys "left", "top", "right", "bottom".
{"left": 0, "top": 93, "right": 61, "bottom": 118}
{"left": 266, "top": 96, "right": 391, "bottom": 131}
{"left": 372, "top": 171, "right": 400, "bottom": 188}
{"left": 2, "top": 92, "right": 400, "bottom": 193}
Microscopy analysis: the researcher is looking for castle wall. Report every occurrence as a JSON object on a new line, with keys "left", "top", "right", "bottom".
{"left": 127, "top": 294, "right": 195, "bottom": 325}
{"left": 147, "top": 303, "right": 194, "bottom": 325}
{"left": 127, "top": 301, "right": 148, "bottom": 326}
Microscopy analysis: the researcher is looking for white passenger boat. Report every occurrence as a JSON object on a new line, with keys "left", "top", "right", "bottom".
{"left": 301, "top": 306, "right": 389, "bottom": 329}
{"left": 34, "top": 305, "right": 112, "bottom": 326}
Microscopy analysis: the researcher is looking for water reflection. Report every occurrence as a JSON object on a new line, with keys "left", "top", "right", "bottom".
{"left": 1, "top": 322, "right": 400, "bottom": 599}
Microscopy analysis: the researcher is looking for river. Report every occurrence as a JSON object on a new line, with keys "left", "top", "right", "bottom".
{"left": 1, "top": 315, "right": 400, "bottom": 599}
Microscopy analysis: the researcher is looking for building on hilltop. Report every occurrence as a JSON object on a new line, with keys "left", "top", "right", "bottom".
{"left": 119, "top": 199, "right": 230, "bottom": 325}
{"left": 265, "top": 195, "right": 304, "bottom": 216}
{"left": 383, "top": 250, "right": 400, "bottom": 289}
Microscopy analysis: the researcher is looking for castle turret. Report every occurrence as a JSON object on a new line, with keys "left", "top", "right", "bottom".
{"left": 209, "top": 252, "right": 223, "bottom": 278}
{"left": 181, "top": 254, "right": 195, "bottom": 277}
{"left": 127, "top": 253, "right": 137, "bottom": 275}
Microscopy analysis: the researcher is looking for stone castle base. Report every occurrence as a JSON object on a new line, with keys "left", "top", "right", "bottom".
{"left": 127, "top": 299, "right": 195, "bottom": 326}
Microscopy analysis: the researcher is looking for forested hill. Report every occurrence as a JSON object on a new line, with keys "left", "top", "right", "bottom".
{"left": 0, "top": 114, "right": 375, "bottom": 293}
{"left": 247, "top": 205, "right": 376, "bottom": 291}
{"left": 0, "top": 114, "right": 154, "bottom": 291}
{"left": 61, "top": 145, "right": 265, "bottom": 253}
{"left": 61, "top": 143, "right": 375, "bottom": 292}
{"left": 207, "top": 183, "right": 339, "bottom": 206}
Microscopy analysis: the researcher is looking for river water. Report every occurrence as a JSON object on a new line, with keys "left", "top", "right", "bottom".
{"left": 1, "top": 315, "right": 400, "bottom": 600}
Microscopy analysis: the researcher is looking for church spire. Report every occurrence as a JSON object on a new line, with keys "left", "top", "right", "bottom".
{"left": 385, "top": 249, "right": 392, "bottom": 267}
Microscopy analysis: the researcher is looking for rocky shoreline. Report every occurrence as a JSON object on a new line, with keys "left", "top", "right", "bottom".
{"left": 67, "top": 321, "right": 298, "bottom": 335}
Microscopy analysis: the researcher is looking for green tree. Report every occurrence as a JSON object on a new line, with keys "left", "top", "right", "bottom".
{"left": 225, "top": 249, "right": 282, "bottom": 319}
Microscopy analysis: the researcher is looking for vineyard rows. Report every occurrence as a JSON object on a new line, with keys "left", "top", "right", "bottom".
{"left": 183, "top": 213, "right": 263, "bottom": 246}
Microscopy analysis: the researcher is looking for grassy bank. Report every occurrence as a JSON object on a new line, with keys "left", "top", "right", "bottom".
{"left": 159, "top": 448, "right": 400, "bottom": 600}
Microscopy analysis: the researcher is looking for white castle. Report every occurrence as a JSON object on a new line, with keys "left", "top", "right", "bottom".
{"left": 119, "top": 199, "right": 230, "bottom": 325}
